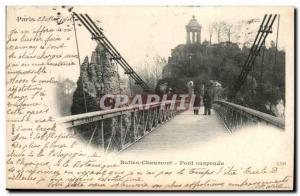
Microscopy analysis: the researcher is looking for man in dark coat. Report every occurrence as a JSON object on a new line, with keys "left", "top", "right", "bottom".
{"left": 203, "top": 90, "right": 212, "bottom": 115}
{"left": 193, "top": 94, "right": 201, "bottom": 115}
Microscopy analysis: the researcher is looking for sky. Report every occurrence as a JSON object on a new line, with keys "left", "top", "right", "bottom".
{"left": 57, "top": 6, "right": 294, "bottom": 81}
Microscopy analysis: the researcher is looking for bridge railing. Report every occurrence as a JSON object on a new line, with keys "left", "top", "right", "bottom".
{"left": 58, "top": 100, "right": 184, "bottom": 152}
{"left": 213, "top": 100, "right": 285, "bottom": 130}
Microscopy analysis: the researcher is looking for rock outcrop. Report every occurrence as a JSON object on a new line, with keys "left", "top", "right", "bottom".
{"left": 71, "top": 43, "right": 122, "bottom": 115}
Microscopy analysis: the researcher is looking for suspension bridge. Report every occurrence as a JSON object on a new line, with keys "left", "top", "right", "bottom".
{"left": 58, "top": 12, "right": 284, "bottom": 153}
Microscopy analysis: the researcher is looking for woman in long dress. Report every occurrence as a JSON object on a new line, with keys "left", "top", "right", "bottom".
{"left": 193, "top": 94, "right": 201, "bottom": 115}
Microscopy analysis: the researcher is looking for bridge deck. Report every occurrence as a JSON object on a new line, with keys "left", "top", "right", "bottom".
{"left": 122, "top": 107, "right": 229, "bottom": 154}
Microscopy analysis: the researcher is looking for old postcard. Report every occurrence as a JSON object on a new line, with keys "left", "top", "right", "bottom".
{"left": 6, "top": 6, "right": 294, "bottom": 190}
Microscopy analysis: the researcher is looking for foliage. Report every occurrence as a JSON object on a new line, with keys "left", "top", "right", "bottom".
{"left": 130, "top": 54, "right": 167, "bottom": 95}
{"left": 160, "top": 41, "right": 285, "bottom": 116}
{"left": 71, "top": 77, "right": 99, "bottom": 115}
{"left": 56, "top": 78, "right": 76, "bottom": 116}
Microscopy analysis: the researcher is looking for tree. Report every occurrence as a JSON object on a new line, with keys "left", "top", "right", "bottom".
{"left": 208, "top": 24, "right": 214, "bottom": 45}
{"left": 129, "top": 54, "right": 167, "bottom": 95}
{"left": 56, "top": 78, "right": 76, "bottom": 116}
{"left": 137, "top": 54, "right": 167, "bottom": 89}
{"left": 223, "top": 23, "right": 233, "bottom": 42}
{"left": 211, "top": 21, "right": 228, "bottom": 43}
{"left": 161, "top": 40, "right": 285, "bottom": 117}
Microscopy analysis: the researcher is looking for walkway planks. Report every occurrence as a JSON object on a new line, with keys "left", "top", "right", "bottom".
{"left": 123, "top": 107, "right": 229, "bottom": 154}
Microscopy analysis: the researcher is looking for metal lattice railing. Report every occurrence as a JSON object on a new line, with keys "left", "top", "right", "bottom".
{"left": 58, "top": 100, "right": 185, "bottom": 152}
{"left": 213, "top": 100, "right": 285, "bottom": 131}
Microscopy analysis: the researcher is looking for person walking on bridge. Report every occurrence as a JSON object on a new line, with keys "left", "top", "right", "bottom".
{"left": 193, "top": 94, "right": 201, "bottom": 115}
{"left": 203, "top": 90, "right": 212, "bottom": 115}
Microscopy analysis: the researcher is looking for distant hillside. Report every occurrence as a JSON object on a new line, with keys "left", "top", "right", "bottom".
{"left": 159, "top": 41, "right": 285, "bottom": 116}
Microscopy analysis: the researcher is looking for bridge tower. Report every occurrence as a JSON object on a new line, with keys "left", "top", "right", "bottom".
{"left": 186, "top": 15, "right": 202, "bottom": 44}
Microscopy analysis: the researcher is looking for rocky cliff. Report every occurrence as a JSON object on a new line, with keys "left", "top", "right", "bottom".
{"left": 71, "top": 43, "right": 122, "bottom": 115}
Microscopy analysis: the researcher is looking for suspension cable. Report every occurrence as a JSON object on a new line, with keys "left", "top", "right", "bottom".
{"left": 115, "top": 61, "right": 122, "bottom": 94}
{"left": 72, "top": 14, "right": 88, "bottom": 113}
{"left": 260, "top": 40, "right": 265, "bottom": 83}
{"left": 272, "top": 14, "right": 280, "bottom": 97}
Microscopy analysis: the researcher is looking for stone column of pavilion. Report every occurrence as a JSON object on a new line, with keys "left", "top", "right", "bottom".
{"left": 186, "top": 15, "right": 202, "bottom": 44}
